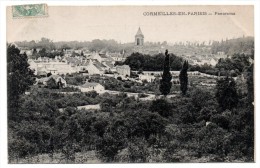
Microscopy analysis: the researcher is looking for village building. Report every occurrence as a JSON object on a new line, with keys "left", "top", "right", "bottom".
{"left": 116, "top": 65, "right": 131, "bottom": 77}
{"left": 79, "top": 82, "right": 105, "bottom": 93}
{"left": 20, "top": 48, "right": 33, "bottom": 56}
{"left": 64, "top": 49, "right": 74, "bottom": 57}
{"left": 29, "top": 59, "right": 77, "bottom": 75}
{"left": 135, "top": 27, "right": 144, "bottom": 46}
{"left": 78, "top": 59, "right": 105, "bottom": 75}
{"left": 139, "top": 74, "right": 156, "bottom": 82}
{"left": 109, "top": 51, "right": 127, "bottom": 62}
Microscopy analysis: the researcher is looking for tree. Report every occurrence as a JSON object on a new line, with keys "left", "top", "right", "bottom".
{"left": 7, "top": 44, "right": 35, "bottom": 120}
{"left": 247, "top": 63, "right": 254, "bottom": 104}
{"left": 39, "top": 48, "right": 47, "bottom": 57}
{"left": 31, "top": 48, "right": 38, "bottom": 59}
{"left": 47, "top": 72, "right": 52, "bottom": 77}
{"left": 159, "top": 50, "right": 172, "bottom": 96}
{"left": 216, "top": 76, "right": 238, "bottom": 110}
{"left": 179, "top": 60, "right": 188, "bottom": 95}
{"left": 46, "top": 77, "right": 58, "bottom": 89}
{"left": 96, "top": 119, "right": 128, "bottom": 162}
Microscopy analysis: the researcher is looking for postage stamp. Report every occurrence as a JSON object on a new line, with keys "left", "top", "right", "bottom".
{"left": 12, "top": 4, "right": 48, "bottom": 18}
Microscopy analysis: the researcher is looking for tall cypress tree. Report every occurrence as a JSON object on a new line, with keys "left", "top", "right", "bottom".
{"left": 179, "top": 60, "right": 188, "bottom": 95}
{"left": 159, "top": 50, "right": 172, "bottom": 96}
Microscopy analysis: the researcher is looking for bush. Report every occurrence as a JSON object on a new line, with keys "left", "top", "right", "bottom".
{"left": 163, "top": 140, "right": 180, "bottom": 162}
{"left": 210, "top": 114, "right": 230, "bottom": 130}
{"left": 150, "top": 98, "right": 173, "bottom": 118}
{"left": 85, "top": 90, "right": 98, "bottom": 98}
{"left": 127, "top": 137, "right": 149, "bottom": 162}
{"left": 194, "top": 123, "right": 228, "bottom": 159}
{"left": 96, "top": 120, "right": 128, "bottom": 162}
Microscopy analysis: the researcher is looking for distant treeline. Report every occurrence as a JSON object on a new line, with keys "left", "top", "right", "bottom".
{"left": 211, "top": 36, "right": 254, "bottom": 55}
{"left": 14, "top": 36, "right": 254, "bottom": 56}
{"left": 15, "top": 38, "right": 134, "bottom": 53}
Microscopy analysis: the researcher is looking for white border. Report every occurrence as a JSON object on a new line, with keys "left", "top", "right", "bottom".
{"left": 0, "top": 1, "right": 259, "bottom": 168}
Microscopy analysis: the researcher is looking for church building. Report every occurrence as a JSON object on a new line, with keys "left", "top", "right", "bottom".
{"left": 135, "top": 27, "right": 144, "bottom": 46}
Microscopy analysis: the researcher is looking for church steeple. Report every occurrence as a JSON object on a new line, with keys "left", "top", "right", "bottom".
{"left": 135, "top": 27, "right": 144, "bottom": 46}
{"left": 135, "top": 27, "right": 144, "bottom": 37}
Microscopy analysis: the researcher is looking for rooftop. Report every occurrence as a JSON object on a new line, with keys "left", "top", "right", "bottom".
{"left": 81, "top": 82, "right": 100, "bottom": 88}
{"left": 116, "top": 65, "right": 130, "bottom": 69}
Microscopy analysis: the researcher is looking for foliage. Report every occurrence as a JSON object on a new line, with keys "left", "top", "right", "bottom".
{"left": 65, "top": 74, "right": 86, "bottom": 86}
{"left": 211, "top": 36, "right": 254, "bottom": 55}
{"left": 124, "top": 52, "right": 183, "bottom": 71}
{"left": 179, "top": 60, "right": 189, "bottom": 95}
{"left": 127, "top": 137, "right": 149, "bottom": 162}
{"left": 8, "top": 87, "right": 254, "bottom": 163}
{"left": 159, "top": 50, "right": 172, "bottom": 96}
{"left": 194, "top": 123, "right": 229, "bottom": 160}
{"left": 150, "top": 98, "right": 173, "bottom": 118}
{"left": 247, "top": 63, "right": 254, "bottom": 104}
{"left": 216, "top": 76, "right": 238, "bottom": 110}
{"left": 215, "top": 53, "right": 251, "bottom": 76}
{"left": 96, "top": 119, "right": 128, "bottom": 162}
{"left": 46, "top": 77, "right": 58, "bottom": 89}
{"left": 7, "top": 44, "right": 35, "bottom": 120}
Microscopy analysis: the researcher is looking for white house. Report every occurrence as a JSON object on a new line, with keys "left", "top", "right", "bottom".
{"left": 139, "top": 74, "right": 155, "bottom": 82}
{"left": 79, "top": 82, "right": 105, "bottom": 93}
{"left": 116, "top": 65, "right": 131, "bottom": 77}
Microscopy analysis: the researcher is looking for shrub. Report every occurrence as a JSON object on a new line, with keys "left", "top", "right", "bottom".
{"left": 127, "top": 137, "right": 149, "bottom": 162}
{"left": 150, "top": 98, "right": 172, "bottom": 118}
{"left": 163, "top": 140, "right": 180, "bottom": 162}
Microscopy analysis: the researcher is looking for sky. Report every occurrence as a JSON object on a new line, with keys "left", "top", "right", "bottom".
{"left": 6, "top": 5, "right": 254, "bottom": 43}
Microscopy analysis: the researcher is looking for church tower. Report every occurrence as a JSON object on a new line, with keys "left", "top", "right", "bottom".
{"left": 135, "top": 27, "right": 144, "bottom": 46}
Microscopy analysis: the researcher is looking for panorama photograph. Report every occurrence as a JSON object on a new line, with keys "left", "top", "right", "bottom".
{"left": 6, "top": 5, "right": 254, "bottom": 163}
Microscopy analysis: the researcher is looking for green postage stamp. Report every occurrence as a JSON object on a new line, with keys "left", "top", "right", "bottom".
{"left": 12, "top": 4, "right": 48, "bottom": 18}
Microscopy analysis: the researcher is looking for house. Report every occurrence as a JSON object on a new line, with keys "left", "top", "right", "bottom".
{"left": 217, "top": 51, "right": 225, "bottom": 55}
{"left": 31, "top": 61, "right": 77, "bottom": 75}
{"left": 139, "top": 74, "right": 155, "bottom": 82}
{"left": 35, "top": 77, "right": 50, "bottom": 86}
{"left": 65, "top": 57, "right": 81, "bottom": 67}
{"left": 64, "top": 49, "right": 74, "bottom": 57}
{"left": 28, "top": 59, "right": 38, "bottom": 71}
{"left": 91, "top": 52, "right": 102, "bottom": 62}
{"left": 102, "top": 61, "right": 114, "bottom": 71}
{"left": 84, "top": 59, "right": 105, "bottom": 75}
{"left": 46, "top": 67, "right": 58, "bottom": 75}
{"left": 116, "top": 65, "right": 131, "bottom": 77}
{"left": 79, "top": 82, "right": 105, "bottom": 93}
{"left": 110, "top": 53, "right": 126, "bottom": 62}
{"left": 19, "top": 48, "right": 33, "bottom": 56}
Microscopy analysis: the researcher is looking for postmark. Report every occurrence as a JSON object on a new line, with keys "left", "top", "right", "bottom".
{"left": 12, "top": 4, "right": 48, "bottom": 18}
